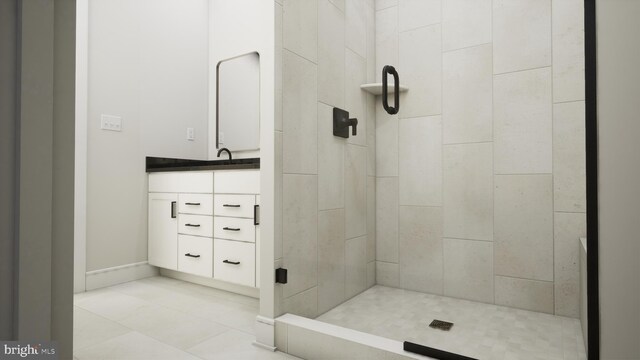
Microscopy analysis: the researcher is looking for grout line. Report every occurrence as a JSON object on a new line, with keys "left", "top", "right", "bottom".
{"left": 493, "top": 64, "right": 552, "bottom": 77}
{"left": 495, "top": 274, "right": 555, "bottom": 285}
{"left": 442, "top": 41, "right": 493, "bottom": 54}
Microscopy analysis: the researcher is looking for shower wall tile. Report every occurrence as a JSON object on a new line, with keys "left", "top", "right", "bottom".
{"left": 366, "top": 96, "right": 376, "bottom": 176}
{"left": 375, "top": 0, "right": 397, "bottom": 11}
{"left": 554, "top": 212, "right": 586, "bottom": 318}
{"left": 367, "top": 176, "right": 376, "bottom": 262}
{"left": 318, "top": 0, "right": 345, "bottom": 108}
{"left": 375, "top": 261, "right": 399, "bottom": 287}
{"left": 398, "top": 0, "right": 441, "bottom": 33}
{"left": 494, "top": 174, "right": 553, "bottom": 282}
{"left": 375, "top": 7, "right": 399, "bottom": 82}
{"left": 317, "top": 209, "right": 346, "bottom": 315}
{"left": 376, "top": 177, "right": 398, "bottom": 263}
{"left": 283, "top": 0, "right": 318, "bottom": 63}
{"left": 399, "top": 116, "right": 442, "bottom": 206}
{"left": 493, "top": 0, "right": 551, "bottom": 74}
{"left": 346, "top": 236, "right": 368, "bottom": 298}
{"left": 366, "top": 4, "right": 376, "bottom": 82}
{"left": 442, "top": 0, "right": 492, "bottom": 51}
{"left": 367, "top": 261, "right": 376, "bottom": 288}
{"left": 275, "top": 131, "right": 283, "bottom": 259}
{"left": 283, "top": 174, "right": 318, "bottom": 298}
{"left": 283, "top": 50, "right": 318, "bottom": 175}
{"left": 552, "top": 0, "right": 585, "bottom": 102}
{"left": 398, "top": 206, "right": 443, "bottom": 294}
{"left": 494, "top": 276, "right": 554, "bottom": 314}
{"left": 375, "top": 98, "right": 398, "bottom": 177}
{"left": 443, "top": 143, "right": 493, "bottom": 241}
{"left": 328, "top": 0, "right": 344, "bottom": 12}
{"left": 345, "top": 145, "right": 367, "bottom": 239}
{"left": 283, "top": 286, "right": 319, "bottom": 318}
{"left": 346, "top": 0, "right": 367, "bottom": 58}
{"left": 275, "top": 3, "right": 283, "bottom": 132}
{"left": 399, "top": 24, "right": 442, "bottom": 118}
{"left": 318, "top": 103, "right": 345, "bottom": 210}
{"left": 494, "top": 67, "right": 552, "bottom": 174}
{"left": 443, "top": 44, "right": 493, "bottom": 144}
{"left": 346, "top": 49, "right": 367, "bottom": 147}
{"left": 443, "top": 238, "right": 494, "bottom": 303}
{"left": 553, "top": 101, "right": 586, "bottom": 213}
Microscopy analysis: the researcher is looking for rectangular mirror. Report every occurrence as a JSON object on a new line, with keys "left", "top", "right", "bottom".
{"left": 216, "top": 52, "right": 260, "bottom": 152}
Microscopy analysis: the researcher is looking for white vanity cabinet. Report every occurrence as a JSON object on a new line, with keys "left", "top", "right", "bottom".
{"left": 147, "top": 169, "right": 260, "bottom": 289}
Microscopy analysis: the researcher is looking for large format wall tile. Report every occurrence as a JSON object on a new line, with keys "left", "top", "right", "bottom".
{"left": 345, "top": 145, "right": 367, "bottom": 239}
{"left": 552, "top": 0, "right": 585, "bottom": 102}
{"left": 494, "top": 174, "right": 553, "bottom": 281}
{"left": 553, "top": 101, "right": 586, "bottom": 213}
{"left": 317, "top": 209, "right": 346, "bottom": 315}
{"left": 375, "top": 98, "right": 398, "bottom": 177}
{"left": 283, "top": 50, "right": 318, "bottom": 174}
{"left": 346, "top": 236, "right": 368, "bottom": 298}
{"left": 443, "top": 238, "right": 494, "bottom": 303}
{"left": 366, "top": 96, "right": 376, "bottom": 176}
{"left": 399, "top": 116, "right": 442, "bottom": 206}
{"left": 493, "top": 0, "right": 551, "bottom": 74}
{"left": 283, "top": 0, "right": 318, "bottom": 63}
{"left": 442, "top": 0, "right": 492, "bottom": 51}
{"left": 376, "top": 0, "right": 397, "bottom": 11}
{"left": 375, "top": 7, "right": 398, "bottom": 82}
{"left": 346, "top": 0, "right": 367, "bottom": 58}
{"left": 554, "top": 212, "right": 586, "bottom": 318}
{"left": 318, "top": 0, "right": 345, "bottom": 108}
{"left": 283, "top": 174, "right": 318, "bottom": 298}
{"left": 376, "top": 261, "right": 399, "bottom": 287}
{"left": 283, "top": 286, "right": 319, "bottom": 318}
{"left": 443, "top": 44, "right": 492, "bottom": 144}
{"left": 494, "top": 67, "right": 552, "bottom": 174}
{"left": 376, "top": 177, "right": 398, "bottom": 263}
{"left": 366, "top": 4, "right": 376, "bottom": 82}
{"left": 398, "top": 206, "right": 443, "bottom": 294}
{"left": 399, "top": 24, "right": 442, "bottom": 118}
{"left": 398, "top": 0, "right": 441, "bottom": 33}
{"left": 345, "top": 49, "right": 367, "bottom": 147}
{"left": 367, "top": 176, "right": 376, "bottom": 262}
{"left": 318, "top": 103, "right": 345, "bottom": 210}
{"left": 275, "top": 132, "right": 283, "bottom": 259}
{"left": 443, "top": 143, "right": 493, "bottom": 241}
{"left": 494, "top": 276, "right": 554, "bottom": 314}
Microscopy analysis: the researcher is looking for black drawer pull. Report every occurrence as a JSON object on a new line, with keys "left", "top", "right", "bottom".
{"left": 185, "top": 253, "right": 200, "bottom": 258}
{"left": 223, "top": 227, "right": 240, "bottom": 231}
{"left": 171, "top": 201, "right": 177, "bottom": 219}
{"left": 185, "top": 202, "right": 201, "bottom": 206}
{"left": 223, "top": 260, "right": 240, "bottom": 265}
{"left": 185, "top": 223, "right": 201, "bottom": 227}
{"left": 223, "top": 204, "right": 240, "bottom": 208}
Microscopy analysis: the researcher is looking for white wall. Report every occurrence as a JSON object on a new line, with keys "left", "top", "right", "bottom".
{"left": 596, "top": 1, "right": 640, "bottom": 358}
{"left": 85, "top": 0, "right": 209, "bottom": 272}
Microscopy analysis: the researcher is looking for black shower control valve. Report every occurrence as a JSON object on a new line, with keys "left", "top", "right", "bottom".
{"left": 333, "top": 107, "right": 358, "bottom": 139}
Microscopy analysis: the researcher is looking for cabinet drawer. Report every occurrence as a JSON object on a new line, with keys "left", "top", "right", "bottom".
{"left": 214, "top": 217, "right": 255, "bottom": 242}
{"left": 178, "top": 235, "right": 213, "bottom": 277}
{"left": 214, "top": 194, "right": 256, "bottom": 218}
{"left": 213, "top": 239, "right": 255, "bottom": 287}
{"left": 178, "top": 214, "right": 213, "bottom": 237}
{"left": 179, "top": 194, "right": 213, "bottom": 215}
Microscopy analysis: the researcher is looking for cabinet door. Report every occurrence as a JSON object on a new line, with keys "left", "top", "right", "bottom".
{"left": 148, "top": 193, "right": 178, "bottom": 270}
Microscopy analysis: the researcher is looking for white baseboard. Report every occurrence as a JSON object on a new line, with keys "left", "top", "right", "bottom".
{"left": 160, "top": 268, "right": 260, "bottom": 298}
{"left": 85, "top": 261, "right": 159, "bottom": 291}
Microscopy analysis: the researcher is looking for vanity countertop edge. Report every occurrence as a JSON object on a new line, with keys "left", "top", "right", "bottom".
{"left": 146, "top": 156, "right": 260, "bottom": 172}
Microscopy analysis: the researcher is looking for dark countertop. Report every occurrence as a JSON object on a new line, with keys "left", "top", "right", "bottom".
{"left": 146, "top": 156, "right": 260, "bottom": 172}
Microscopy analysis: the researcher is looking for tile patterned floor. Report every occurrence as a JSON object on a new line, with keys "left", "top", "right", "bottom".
{"left": 73, "top": 276, "right": 298, "bottom": 360}
{"left": 317, "top": 285, "right": 587, "bottom": 360}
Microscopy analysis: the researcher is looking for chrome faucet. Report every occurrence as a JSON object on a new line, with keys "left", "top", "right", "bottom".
{"left": 217, "top": 148, "right": 232, "bottom": 160}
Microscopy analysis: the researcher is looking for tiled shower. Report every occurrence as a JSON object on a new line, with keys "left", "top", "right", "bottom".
{"left": 275, "top": 0, "right": 586, "bottom": 357}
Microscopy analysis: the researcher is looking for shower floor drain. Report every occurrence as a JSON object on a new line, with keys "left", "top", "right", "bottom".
{"left": 429, "top": 319, "right": 454, "bottom": 331}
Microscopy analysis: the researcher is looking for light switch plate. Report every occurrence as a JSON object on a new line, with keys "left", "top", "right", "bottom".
{"left": 187, "top": 127, "right": 195, "bottom": 141}
{"left": 101, "top": 114, "right": 122, "bottom": 132}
